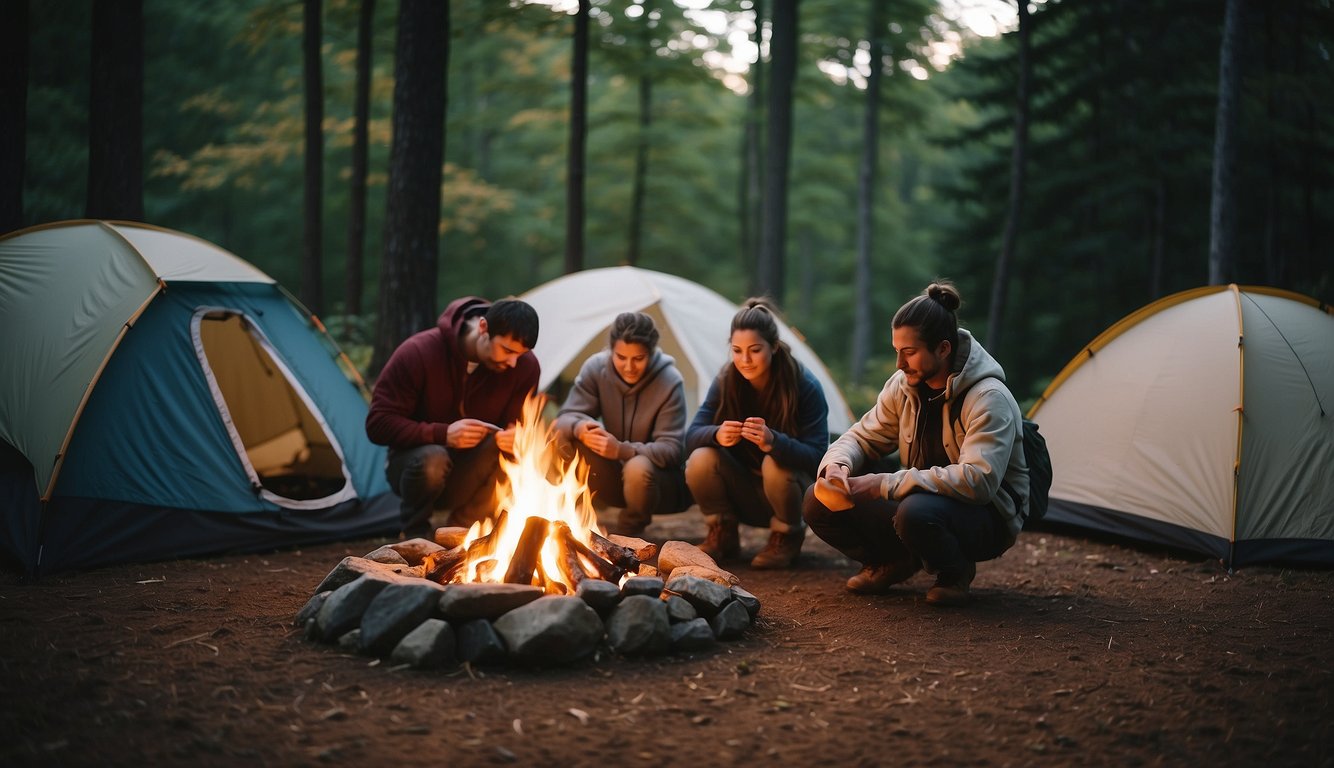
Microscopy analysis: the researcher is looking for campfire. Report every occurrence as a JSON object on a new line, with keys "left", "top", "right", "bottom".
{"left": 297, "top": 394, "right": 761, "bottom": 668}
{"left": 421, "top": 395, "right": 649, "bottom": 592}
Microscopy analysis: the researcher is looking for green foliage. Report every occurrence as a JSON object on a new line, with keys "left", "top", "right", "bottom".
{"left": 19, "top": 0, "right": 1332, "bottom": 403}
{"left": 935, "top": 0, "right": 1334, "bottom": 403}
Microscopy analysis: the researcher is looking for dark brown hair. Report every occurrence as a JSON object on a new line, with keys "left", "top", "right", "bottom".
{"left": 892, "top": 281, "right": 962, "bottom": 363}
{"left": 716, "top": 298, "right": 800, "bottom": 434}
{"left": 607, "top": 311, "right": 659, "bottom": 351}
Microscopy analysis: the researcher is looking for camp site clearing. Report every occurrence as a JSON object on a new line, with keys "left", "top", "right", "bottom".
{"left": 1, "top": 514, "right": 1330, "bottom": 766}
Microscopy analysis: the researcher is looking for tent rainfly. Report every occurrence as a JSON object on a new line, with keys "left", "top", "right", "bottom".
{"left": 519, "top": 266, "right": 854, "bottom": 436}
{"left": 0, "top": 221, "right": 396, "bottom": 575}
{"left": 1028, "top": 284, "right": 1334, "bottom": 568}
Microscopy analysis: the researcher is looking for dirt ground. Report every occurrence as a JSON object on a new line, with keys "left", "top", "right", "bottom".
{"left": 2, "top": 512, "right": 1332, "bottom": 768}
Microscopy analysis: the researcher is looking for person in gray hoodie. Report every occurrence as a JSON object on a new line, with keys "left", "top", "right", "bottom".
{"left": 554, "top": 312, "right": 691, "bottom": 535}
{"left": 804, "top": 281, "right": 1029, "bottom": 606}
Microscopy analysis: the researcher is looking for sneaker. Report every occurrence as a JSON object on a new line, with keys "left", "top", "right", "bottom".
{"left": 925, "top": 561, "right": 976, "bottom": 606}
{"left": 698, "top": 519, "right": 741, "bottom": 562}
{"left": 750, "top": 526, "right": 806, "bottom": 570}
{"left": 845, "top": 558, "right": 921, "bottom": 594}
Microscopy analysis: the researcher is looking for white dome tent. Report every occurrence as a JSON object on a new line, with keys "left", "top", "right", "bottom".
{"left": 1028, "top": 284, "right": 1334, "bottom": 568}
{"left": 520, "top": 266, "right": 854, "bottom": 436}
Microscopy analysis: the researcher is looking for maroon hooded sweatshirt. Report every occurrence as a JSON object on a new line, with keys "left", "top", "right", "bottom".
{"left": 366, "top": 297, "right": 540, "bottom": 449}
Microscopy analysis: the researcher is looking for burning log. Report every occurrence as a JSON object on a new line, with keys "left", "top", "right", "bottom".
{"left": 553, "top": 522, "right": 625, "bottom": 583}
{"left": 422, "top": 545, "right": 467, "bottom": 584}
{"left": 556, "top": 541, "right": 589, "bottom": 590}
{"left": 503, "top": 517, "right": 550, "bottom": 585}
{"left": 465, "top": 511, "right": 509, "bottom": 561}
{"left": 589, "top": 531, "right": 641, "bottom": 573}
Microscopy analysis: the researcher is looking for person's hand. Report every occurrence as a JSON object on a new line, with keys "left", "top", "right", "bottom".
{"left": 814, "top": 467, "right": 853, "bottom": 511}
{"left": 716, "top": 420, "right": 743, "bottom": 447}
{"left": 847, "top": 473, "right": 883, "bottom": 503}
{"left": 579, "top": 425, "right": 622, "bottom": 460}
{"left": 447, "top": 418, "right": 499, "bottom": 449}
{"left": 495, "top": 427, "right": 516, "bottom": 454}
{"left": 741, "top": 416, "right": 773, "bottom": 452}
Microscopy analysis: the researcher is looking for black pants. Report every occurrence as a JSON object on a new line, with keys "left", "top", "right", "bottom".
{"left": 803, "top": 487, "right": 1012, "bottom": 575}
{"left": 386, "top": 437, "right": 503, "bottom": 534}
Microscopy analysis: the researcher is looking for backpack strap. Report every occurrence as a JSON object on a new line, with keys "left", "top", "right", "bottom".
{"left": 948, "top": 377, "right": 1026, "bottom": 521}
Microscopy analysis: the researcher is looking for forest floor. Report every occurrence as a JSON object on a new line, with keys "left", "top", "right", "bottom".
{"left": 2, "top": 511, "right": 1332, "bottom": 767}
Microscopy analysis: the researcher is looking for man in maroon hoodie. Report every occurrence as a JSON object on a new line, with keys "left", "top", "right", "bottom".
{"left": 366, "top": 297, "right": 541, "bottom": 538}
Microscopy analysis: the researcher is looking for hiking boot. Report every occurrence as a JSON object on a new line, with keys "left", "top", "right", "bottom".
{"left": 750, "top": 526, "right": 806, "bottom": 570}
{"left": 845, "top": 558, "right": 921, "bottom": 594}
{"left": 925, "top": 561, "right": 976, "bottom": 606}
{"left": 698, "top": 519, "right": 740, "bottom": 562}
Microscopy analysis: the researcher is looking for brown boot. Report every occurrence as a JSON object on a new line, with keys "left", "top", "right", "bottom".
{"left": 750, "top": 526, "right": 805, "bottom": 570}
{"left": 698, "top": 518, "right": 740, "bottom": 562}
{"left": 925, "top": 561, "right": 976, "bottom": 606}
{"left": 845, "top": 558, "right": 921, "bottom": 594}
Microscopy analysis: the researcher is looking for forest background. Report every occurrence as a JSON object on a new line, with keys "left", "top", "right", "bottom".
{"left": 4, "top": 0, "right": 1331, "bottom": 414}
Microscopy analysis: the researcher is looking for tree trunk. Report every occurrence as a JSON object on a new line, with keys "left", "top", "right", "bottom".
{"left": 758, "top": 0, "right": 796, "bottom": 304}
{"left": 740, "top": 0, "right": 765, "bottom": 291}
{"left": 370, "top": 0, "right": 449, "bottom": 378}
{"left": 302, "top": 0, "right": 325, "bottom": 316}
{"left": 627, "top": 67, "right": 651, "bottom": 266}
{"left": 565, "top": 0, "right": 590, "bottom": 274}
{"left": 85, "top": 0, "right": 143, "bottom": 222}
{"left": 345, "top": 0, "right": 374, "bottom": 317}
{"left": 1208, "top": 0, "right": 1243, "bottom": 286}
{"left": 985, "top": 0, "right": 1030, "bottom": 353}
{"left": 851, "top": 0, "right": 885, "bottom": 387}
{"left": 0, "top": 0, "right": 27, "bottom": 234}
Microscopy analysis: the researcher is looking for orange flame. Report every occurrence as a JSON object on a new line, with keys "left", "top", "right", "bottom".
{"left": 460, "top": 394, "right": 603, "bottom": 591}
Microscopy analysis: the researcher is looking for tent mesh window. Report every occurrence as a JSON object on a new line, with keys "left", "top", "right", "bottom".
{"left": 197, "top": 311, "right": 348, "bottom": 502}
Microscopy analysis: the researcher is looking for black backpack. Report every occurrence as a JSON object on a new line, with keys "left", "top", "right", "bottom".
{"left": 950, "top": 381, "right": 1052, "bottom": 527}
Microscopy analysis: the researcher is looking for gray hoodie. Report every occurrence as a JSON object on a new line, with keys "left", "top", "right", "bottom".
{"left": 819, "top": 328, "right": 1030, "bottom": 537}
{"left": 554, "top": 349, "right": 687, "bottom": 469}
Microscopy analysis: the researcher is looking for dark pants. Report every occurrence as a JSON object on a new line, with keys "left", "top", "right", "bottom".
{"left": 804, "top": 487, "right": 1011, "bottom": 576}
{"left": 386, "top": 437, "right": 503, "bottom": 534}
{"left": 571, "top": 444, "right": 690, "bottom": 529}
{"left": 686, "top": 447, "right": 811, "bottom": 533}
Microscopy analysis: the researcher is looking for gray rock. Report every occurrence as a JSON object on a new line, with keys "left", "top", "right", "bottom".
{"left": 620, "top": 575, "right": 665, "bottom": 598}
{"left": 437, "top": 583, "right": 544, "bottom": 620}
{"left": 315, "top": 573, "right": 402, "bottom": 641}
{"left": 730, "top": 586, "right": 761, "bottom": 619}
{"left": 663, "top": 573, "right": 732, "bottom": 618}
{"left": 709, "top": 599, "right": 751, "bottom": 640}
{"left": 605, "top": 595, "right": 670, "bottom": 656}
{"left": 295, "top": 590, "right": 331, "bottom": 627}
{"left": 456, "top": 619, "right": 507, "bottom": 665}
{"left": 313, "top": 556, "right": 421, "bottom": 594}
{"left": 386, "top": 537, "right": 446, "bottom": 566}
{"left": 337, "top": 628, "right": 362, "bottom": 652}
{"left": 359, "top": 580, "right": 447, "bottom": 656}
{"left": 492, "top": 596, "right": 605, "bottom": 665}
{"left": 576, "top": 579, "right": 622, "bottom": 612}
{"left": 390, "top": 618, "right": 456, "bottom": 669}
{"left": 664, "top": 595, "right": 698, "bottom": 623}
{"left": 670, "top": 618, "right": 716, "bottom": 651}
{"left": 363, "top": 545, "right": 410, "bottom": 565}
